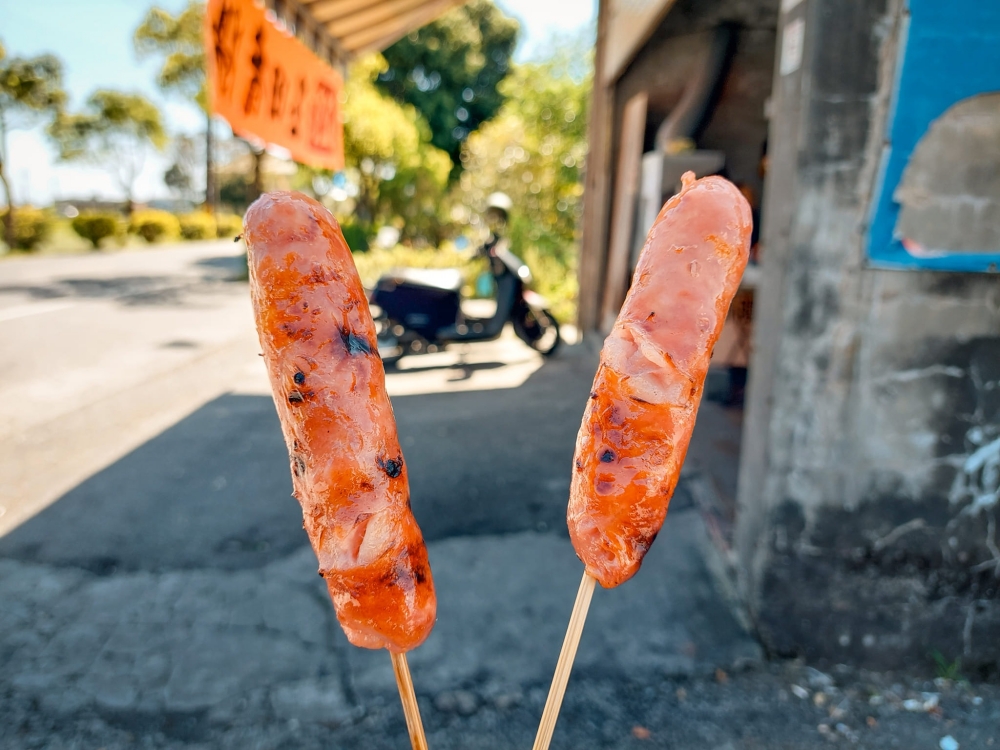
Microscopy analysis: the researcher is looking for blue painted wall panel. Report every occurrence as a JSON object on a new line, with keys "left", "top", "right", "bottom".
{"left": 866, "top": 0, "right": 1000, "bottom": 272}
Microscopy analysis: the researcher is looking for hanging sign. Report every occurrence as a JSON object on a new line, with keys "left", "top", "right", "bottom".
{"left": 205, "top": 0, "right": 345, "bottom": 170}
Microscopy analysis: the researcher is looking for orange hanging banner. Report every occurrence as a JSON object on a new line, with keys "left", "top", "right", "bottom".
{"left": 205, "top": 0, "right": 345, "bottom": 170}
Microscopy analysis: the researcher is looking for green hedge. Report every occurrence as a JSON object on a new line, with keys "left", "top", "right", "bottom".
{"left": 178, "top": 212, "right": 217, "bottom": 240}
{"left": 0, "top": 207, "right": 55, "bottom": 251}
{"left": 177, "top": 212, "right": 243, "bottom": 241}
{"left": 71, "top": 211, "right": 124, "bottom": 249}
{"left": 215, "top": 213, "right": 243, "bottom": 239}
{"left": 339, "top": 220, "right": 370, "bottom": 252}
{"left": 130, "top": 209, "right": 181, "bottom": 243}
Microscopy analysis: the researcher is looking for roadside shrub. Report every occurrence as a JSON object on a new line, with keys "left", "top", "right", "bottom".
{"left": 178, "top": 212, "right": 216, "bottom": 240}
{"left": 339, "top": 220, "right": 370, "bottom": 252}
{"left": 129, "top": 209, "right": 180, "bottom": 243}
{"left": 521, "top": 245, "right": 578, "bottom": 323}
{"left": 71, "top": 211, "right": 124, "bottom": 249}
{"left": 215, "top": 213, "right": 243, "bottom": 239}
{"left": 0, "top": 206, "right": 55, "bottom": 251}
{"left": 352, "top": 245, "right": 478, "bottom": 296}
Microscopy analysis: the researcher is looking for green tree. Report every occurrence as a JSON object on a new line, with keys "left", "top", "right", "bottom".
{"left": 164, "top": 134, "right": 201, "bottom": 202}
{"left": 134, "top": 2, "right": 215, "bottom": 209}
{"left": 377, "top": 0, "right": 518, "bottom": 177}
{"left": 49, "top": 91, "right": 167, "bottom": 214}
{"left": 343, "top": 55, "right": 452, "bottom": 244}
{"left": 456, "top": 39, "right": 592, "bottom": 320}
{"left": 0, "top": 40, "right": 66, "bottom": 249}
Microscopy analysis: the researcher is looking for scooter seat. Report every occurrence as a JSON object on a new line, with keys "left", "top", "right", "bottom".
{"left": 388, "top": 267, "right": 464, "bottom": 292}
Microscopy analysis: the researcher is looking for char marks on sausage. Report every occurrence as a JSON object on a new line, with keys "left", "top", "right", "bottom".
{"left": 567, "top": 172, "right": 752, "bottom": 588}
{"left": 245, "top": 191, "right": 436, "bottom": 652}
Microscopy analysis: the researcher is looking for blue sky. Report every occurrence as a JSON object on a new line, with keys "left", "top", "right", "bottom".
{"left": 3, "top": 0, "right": 595, "bottom": 206}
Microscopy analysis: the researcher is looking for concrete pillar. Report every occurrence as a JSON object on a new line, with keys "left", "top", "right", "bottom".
{"left": 736, "top": 0, "right": 1000, "bottom": 675}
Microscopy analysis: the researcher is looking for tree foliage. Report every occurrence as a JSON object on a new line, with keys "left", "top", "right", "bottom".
{"left": 134, "top": 2, "right": 207, "bottom": 110}
{"left": 49, "top": 90, "right": 167, "bottom": 211}
{"left": 0, "top": 39, "right": 67, "bottom": 247}
{"left": 0, "top": 43, "right": 66, "bottom": 128}
{"left": 164, "top": 163, "right": 192, "bottom": 196}
{"left": 163, "top": 134, "right": 202, "bottom": 201}
{"left": 134, "top": 1, "right": 215, "bottom": 209}
{"left": 376, "top": 0, "right": 518, "bottom": 175}
{"left": 456, "top": 40, "right": 592, "bottom": 320}
{"left": 343, "top": 55, "right": 451, "bottom": 244}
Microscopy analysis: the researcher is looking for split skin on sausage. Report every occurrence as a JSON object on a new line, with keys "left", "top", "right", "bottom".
{"left": 245, "top": 191, "right": 435, "bottom": 652}
{"left": 568, "top": 172, "right": 752, "bottom": 588}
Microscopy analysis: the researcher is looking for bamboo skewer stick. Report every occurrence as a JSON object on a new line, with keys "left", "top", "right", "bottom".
{"left": 532, "top": 571, "right": 598, "bottom": 750}
{"left": 390, "top": 651, "right": 429, "bottom": 750}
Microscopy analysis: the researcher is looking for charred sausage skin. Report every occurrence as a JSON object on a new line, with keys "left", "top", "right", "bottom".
{"left": 245, "top": 191, "right": 435, "bottom": 652}
{"left": 568, "top": 173, "right": 752, "bottom": 588}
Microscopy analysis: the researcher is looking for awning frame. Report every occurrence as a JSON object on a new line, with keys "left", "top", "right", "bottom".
{"left": 270, "top": 0, "right": 468, "bottom": 64}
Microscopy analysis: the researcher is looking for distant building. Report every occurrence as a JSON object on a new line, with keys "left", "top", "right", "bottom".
{"left": 579, "top": 0, "right": 1000, "bottom": 673}
{"left": 53, "top": 199, "right": 128, "bottom": 217}
{"left": 145, "top": 199, "right": 199, "bottom": 214}
{"left": 53, "top": 198, "right": 200, "bottom": 216}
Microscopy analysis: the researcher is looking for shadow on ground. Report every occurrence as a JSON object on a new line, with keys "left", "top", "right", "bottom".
{"left": 194, "top": 255, "right": 247, "bottom": 274}
{"left": 0, "top": 348, "right": 591, "bottom": 571}
{"left": 0, "top": 256, "right": 245, "bottom": 308}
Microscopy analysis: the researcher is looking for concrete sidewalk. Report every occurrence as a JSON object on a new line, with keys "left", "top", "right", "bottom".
{"left": 0, "top": 339, "right": 765, "bottom": 749}
{"left": 0, "top": 515, "right": 758, "bottom": 743}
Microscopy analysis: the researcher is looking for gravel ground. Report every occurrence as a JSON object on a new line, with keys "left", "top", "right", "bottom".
{"left": 3, "top": 661, "right": 997, "bottom": 749}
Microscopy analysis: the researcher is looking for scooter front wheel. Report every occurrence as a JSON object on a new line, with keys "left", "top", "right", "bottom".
{"left": 514, "top": 308, "right": 561, "bottom": 356}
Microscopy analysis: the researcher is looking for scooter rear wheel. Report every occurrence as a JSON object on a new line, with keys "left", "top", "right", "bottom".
{"left": 374, "top": 316, "right": 404, "bottom": 368}
{"left": 514, "top": 308, "right": 561, "bottom": 356}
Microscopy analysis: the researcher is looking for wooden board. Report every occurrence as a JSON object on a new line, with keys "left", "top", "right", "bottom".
{"left": 576, "top": 0, "right": 615, "bottom": 335}
{"left": 603, "top": 0, "right": 678, "bottom": 84}
{"left": 599, "top": 91, "right": 648, "bottom": 333}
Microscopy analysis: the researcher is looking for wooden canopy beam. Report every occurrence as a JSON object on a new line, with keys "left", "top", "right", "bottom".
{"left": 307, "top": 0, "right": 386, "bottom": 25}
{"left": 295, "top": 0, "right": 466, "bottom": 56}
{"left": 325, "top": 0, "right": 432, "bottom": 38}
{"left": 338, "top": 0, "right": 464, "bottom": 54}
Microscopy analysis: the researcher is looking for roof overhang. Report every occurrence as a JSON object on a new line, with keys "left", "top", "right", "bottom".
{"left": 603, "top": 0, "right": 678, "bottom": 84}
{"left": 266, "top": 0, "right": 469, "bottom": 65}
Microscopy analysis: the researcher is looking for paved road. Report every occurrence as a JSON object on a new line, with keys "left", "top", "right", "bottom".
{"left": 0, "top": 244, "right": 801, "bottom": 749}
{"left": 0, "top": 242, "right": 260, "bottom": 538}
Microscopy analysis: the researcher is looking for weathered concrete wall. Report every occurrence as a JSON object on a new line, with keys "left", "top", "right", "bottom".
{"left": 736, "top": 0, "right": 1000, "bottom": 677}
{"left": 612, "top": 0, "right": 780, "bottom": 192}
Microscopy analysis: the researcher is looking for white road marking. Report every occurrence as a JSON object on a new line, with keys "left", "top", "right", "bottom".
{"left": 0, "top": 300, "right": 76, "bottom": 323}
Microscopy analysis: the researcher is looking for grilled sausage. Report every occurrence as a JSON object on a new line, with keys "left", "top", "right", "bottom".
{"left": 245, "top": 191, "right": 435, "bottom": 652}
{"left": 568, "top": 172, "right": 752, "bottom": 588}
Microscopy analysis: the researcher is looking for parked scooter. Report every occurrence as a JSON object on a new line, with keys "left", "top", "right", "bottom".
{"left": 369, "top": 193, "right": 561, "bottom": 366}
